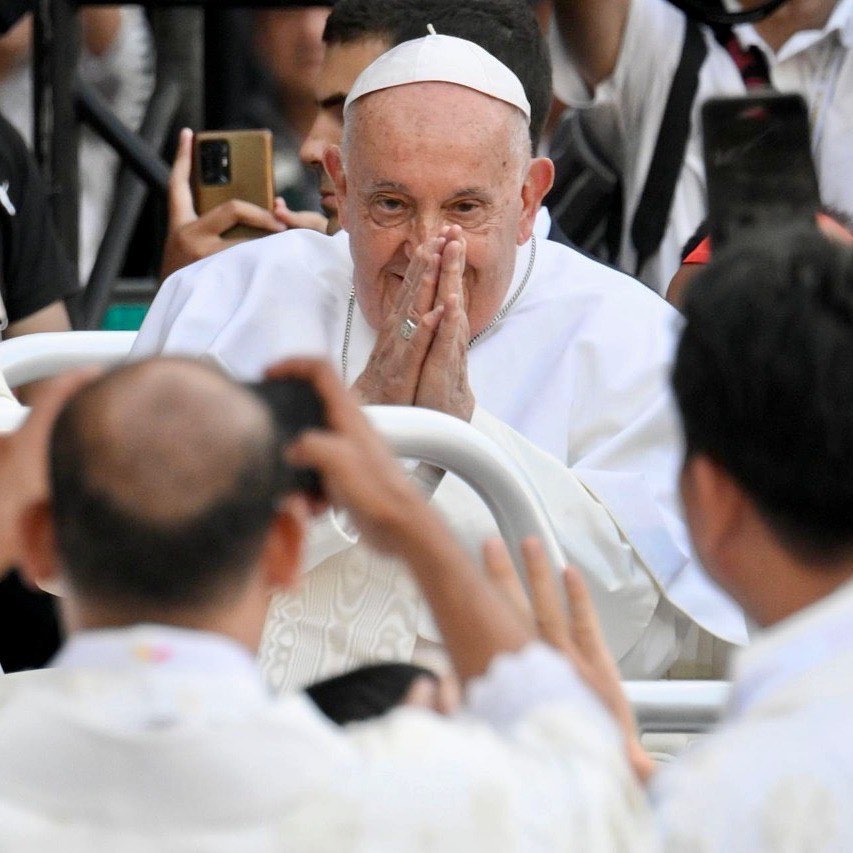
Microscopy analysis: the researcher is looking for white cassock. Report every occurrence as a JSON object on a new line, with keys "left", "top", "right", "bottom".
{"left": 651, "top": 577, "right": 853, "bottom": 851}
{"left": 0, "top": 625, "right": 657, "bottom": 851}
{"left": 132, "top": 227, "right": 747, "bottom": 686}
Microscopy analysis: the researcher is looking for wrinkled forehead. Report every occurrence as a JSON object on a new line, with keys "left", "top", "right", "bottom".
{"left": 343, "top": 81, "right": 527, "bottom": 157}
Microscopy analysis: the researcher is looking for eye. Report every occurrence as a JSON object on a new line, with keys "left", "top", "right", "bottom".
{"left": 376, "top": 196, "right": 405, "bottom": 212}
{"left": 453, "top": 200, "right": 480, "bottom": 214}
{"left": 368, "top": 194, "right": 410, "bottom": 226}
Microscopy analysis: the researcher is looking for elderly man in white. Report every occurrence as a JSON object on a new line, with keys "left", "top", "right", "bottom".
{"left": 132, "top": 35, "right": 746, "bottom": 689}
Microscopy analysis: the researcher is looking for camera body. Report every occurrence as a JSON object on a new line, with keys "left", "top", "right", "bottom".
{"left": 247, "top": 377, "right": 327, "bottom": 500}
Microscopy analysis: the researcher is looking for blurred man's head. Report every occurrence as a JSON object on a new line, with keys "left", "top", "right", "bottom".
{"left": 673, "top": 228, "right": 853, "bottom": 624}
{"left": 21, "top": 359, "right": 305, "bottom": 650}
{"left": 324, "top": 36, "right": 552, "bottom": 338}
{"left": 301, "top": 0, "right": 552, "bottom": 232}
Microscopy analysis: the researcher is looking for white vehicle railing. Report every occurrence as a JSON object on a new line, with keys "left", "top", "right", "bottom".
{"left": 625, "top": 680, "right": 729, "bottom": 732}
{"left": 364, "top": 405, "right": 565, "bottom": 578}
{"left": 0, "top": 331, "right": 136, "bottom": 389}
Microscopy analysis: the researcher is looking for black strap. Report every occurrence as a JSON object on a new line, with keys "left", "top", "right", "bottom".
{"left": 630, "top": 18, "right": 707, "bottom": 275}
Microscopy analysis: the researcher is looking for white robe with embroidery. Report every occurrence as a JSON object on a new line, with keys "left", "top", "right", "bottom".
{"left": 0, "top": 627, "right": 656, "bottom": 851}
{"left": 132, "top": 228, "right": 747, "bottom": 686}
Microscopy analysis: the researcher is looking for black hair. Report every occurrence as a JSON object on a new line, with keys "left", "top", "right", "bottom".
{"left": 673, "top": 227, "right": 853, "bottom": 562}
{"left": 49, "top": 368, "right": 285, "bottom": 610}
{"left": 306, "top": 662, "right": 438, "bottom": 724}
{"left": 323, "top": 0, "right": 552, "bottom": 151}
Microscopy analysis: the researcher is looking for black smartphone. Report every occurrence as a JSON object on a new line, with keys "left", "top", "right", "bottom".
{"left": 702, "top": 94, "right": 820, "bottom": 250}
{"left": 248, "top": 377, "right": 326, "bottom": 499}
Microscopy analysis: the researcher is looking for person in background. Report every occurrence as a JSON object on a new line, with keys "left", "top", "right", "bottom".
{"left": 0, "top": 115, "right": 77, "bottom": 346}
{"left": 498, "top": 226, "right": 853, "bottom": 850}
{"left": 666, "top": 210, "right": 853, "bottom": 308}
{"left": 549, "top": 0, "right": 853, "bottom": 294}
{"left": 246, "top": 7, "right": 330, "bottom": 213}
{"left": 0, "top": 5, "right": 154, "bottom": 278}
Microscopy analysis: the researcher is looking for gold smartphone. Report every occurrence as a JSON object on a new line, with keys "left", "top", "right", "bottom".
{"left": 192, "top": 129, "right": 275, "bottom": 240}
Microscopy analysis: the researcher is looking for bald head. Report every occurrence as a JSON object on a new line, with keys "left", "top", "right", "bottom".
{"left": 49, "top": 358, "right": 283, "bottom": 610}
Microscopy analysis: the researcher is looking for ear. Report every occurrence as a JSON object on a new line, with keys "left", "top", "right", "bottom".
{"left": 18, "top": 501, "right": 63, "bottom": 594}
{"left": 517, "top": 156, "right": 555, "bottom": 245}
{"left": 323, "top": 145, "right": 349, "bottom": 230}
{"left": 680, "top": 454, "right": 746, "bottom": 582}
{"left": 258, "top": 494, "right": 309, "bottom": 593}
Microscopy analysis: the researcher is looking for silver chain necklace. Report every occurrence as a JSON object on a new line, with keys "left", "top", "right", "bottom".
{"left": 342, "top": 234, "right": 536, "bottom": 383}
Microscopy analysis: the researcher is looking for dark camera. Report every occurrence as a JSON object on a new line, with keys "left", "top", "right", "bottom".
{"left": 198, "top": 139, "right": 231, "bottom": 186}
{"left": 248, "top": 377, "right": 326, "bottom": 500}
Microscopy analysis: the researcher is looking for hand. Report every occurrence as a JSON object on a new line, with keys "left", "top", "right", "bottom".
{"left": 351, "top": 235, "right": 447, "bottom": 406}
{"left": 160, "top": 128, "right": 289, "bottom": 281}
{"left": 268, "top": 359, "right": 432, "bottom": 557}
{"left": 0, "top": 369, "right": 98, "bottom": 573}
{"left": 484, "top": 536, "right": 656, "bottom": 783}
{"left": 274, "top": 198, "right": 328, "bottom": 234}
{"left": 414, "top": 229, "right": 475, "bottom": 421}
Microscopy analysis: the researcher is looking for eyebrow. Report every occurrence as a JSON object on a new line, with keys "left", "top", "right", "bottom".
{"left": 317, "top": 93, "right": 347, "bottom": 110}
{"left": 366, "top": 183, "right": 492, "bottom": 199}
{"left": 451, "top": 188, "right": 490, "bottom": 198}
{"left": 368, "top": 181, "right": 410, "bottom": 193}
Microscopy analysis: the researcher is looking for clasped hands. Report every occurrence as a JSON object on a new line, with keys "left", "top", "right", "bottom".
{"left": 352, "top": 225, "right": 476, "bottom": 422}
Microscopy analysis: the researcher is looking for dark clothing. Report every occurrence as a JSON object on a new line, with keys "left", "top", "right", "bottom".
{"left": 0, "top": 114, "right": 78, "bottom": 332}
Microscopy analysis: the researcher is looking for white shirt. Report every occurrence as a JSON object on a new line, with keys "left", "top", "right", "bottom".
{"left": 0, "top": 625, "right": 657, "bottom": 851}
{"left": 549, "top": 0, "right": 853, "bottom": 294}
{"left": 132, "top": 228, "right": 746, "bottom": 685}
{"left": 651, "top": 577, "right": 853, "bottom": 850}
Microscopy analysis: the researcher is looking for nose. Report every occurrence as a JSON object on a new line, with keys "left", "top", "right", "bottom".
{"left": 299, "top": 115, "right": 331, "bottom": 169}
{"left": 403, "top": 212, "right": 449, "bottom": 261}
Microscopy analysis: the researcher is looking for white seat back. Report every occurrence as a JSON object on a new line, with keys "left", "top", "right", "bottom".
{"left": 0, "top": 331, "right": 136, "bottom": 389}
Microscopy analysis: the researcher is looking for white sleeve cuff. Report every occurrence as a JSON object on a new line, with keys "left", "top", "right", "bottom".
{"left": 465, "top": 642, "right": 618, "bottom": 741}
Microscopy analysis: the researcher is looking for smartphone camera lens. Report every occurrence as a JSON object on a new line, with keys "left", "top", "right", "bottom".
{"left": 199, "top": 139, "right": 231, "bottom": 185}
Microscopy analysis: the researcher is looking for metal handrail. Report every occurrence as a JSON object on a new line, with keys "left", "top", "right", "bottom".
{"left": 365, "top": 406, "right": 566, "bottom": 579}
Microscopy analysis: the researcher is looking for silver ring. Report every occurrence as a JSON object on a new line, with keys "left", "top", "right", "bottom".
{"left": 399, "top": 318, "right": 418, "bottom": 340}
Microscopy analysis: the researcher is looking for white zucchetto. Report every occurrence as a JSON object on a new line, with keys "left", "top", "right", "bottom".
{"left": 343, "top": 33, "right": 531, "bottom": 125}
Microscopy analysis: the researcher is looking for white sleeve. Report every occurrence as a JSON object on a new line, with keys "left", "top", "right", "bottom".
{"left": 470, "top": 404, "right": 661, "bottom": 660}
{"left": 469, "top": 402, "right": 746, "bottom": 654}
{"left": 465, "top": 642, "right": 611, "bottom": 728}
{"left": 334, "top": 643, "right": 658, "bottom": 851}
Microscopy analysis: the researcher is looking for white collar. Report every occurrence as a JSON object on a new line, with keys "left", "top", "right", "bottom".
{"left": 53, "top": 623, "right": 259, "bottom": 680}
{"left": 533, "top": 206, "right": 551, "bottom": 239}
{"left": 734, "top": 0, "right": 853, "bottom": 59}
{"left": 728, "top": 576, "right": 853, "bottom": 716}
